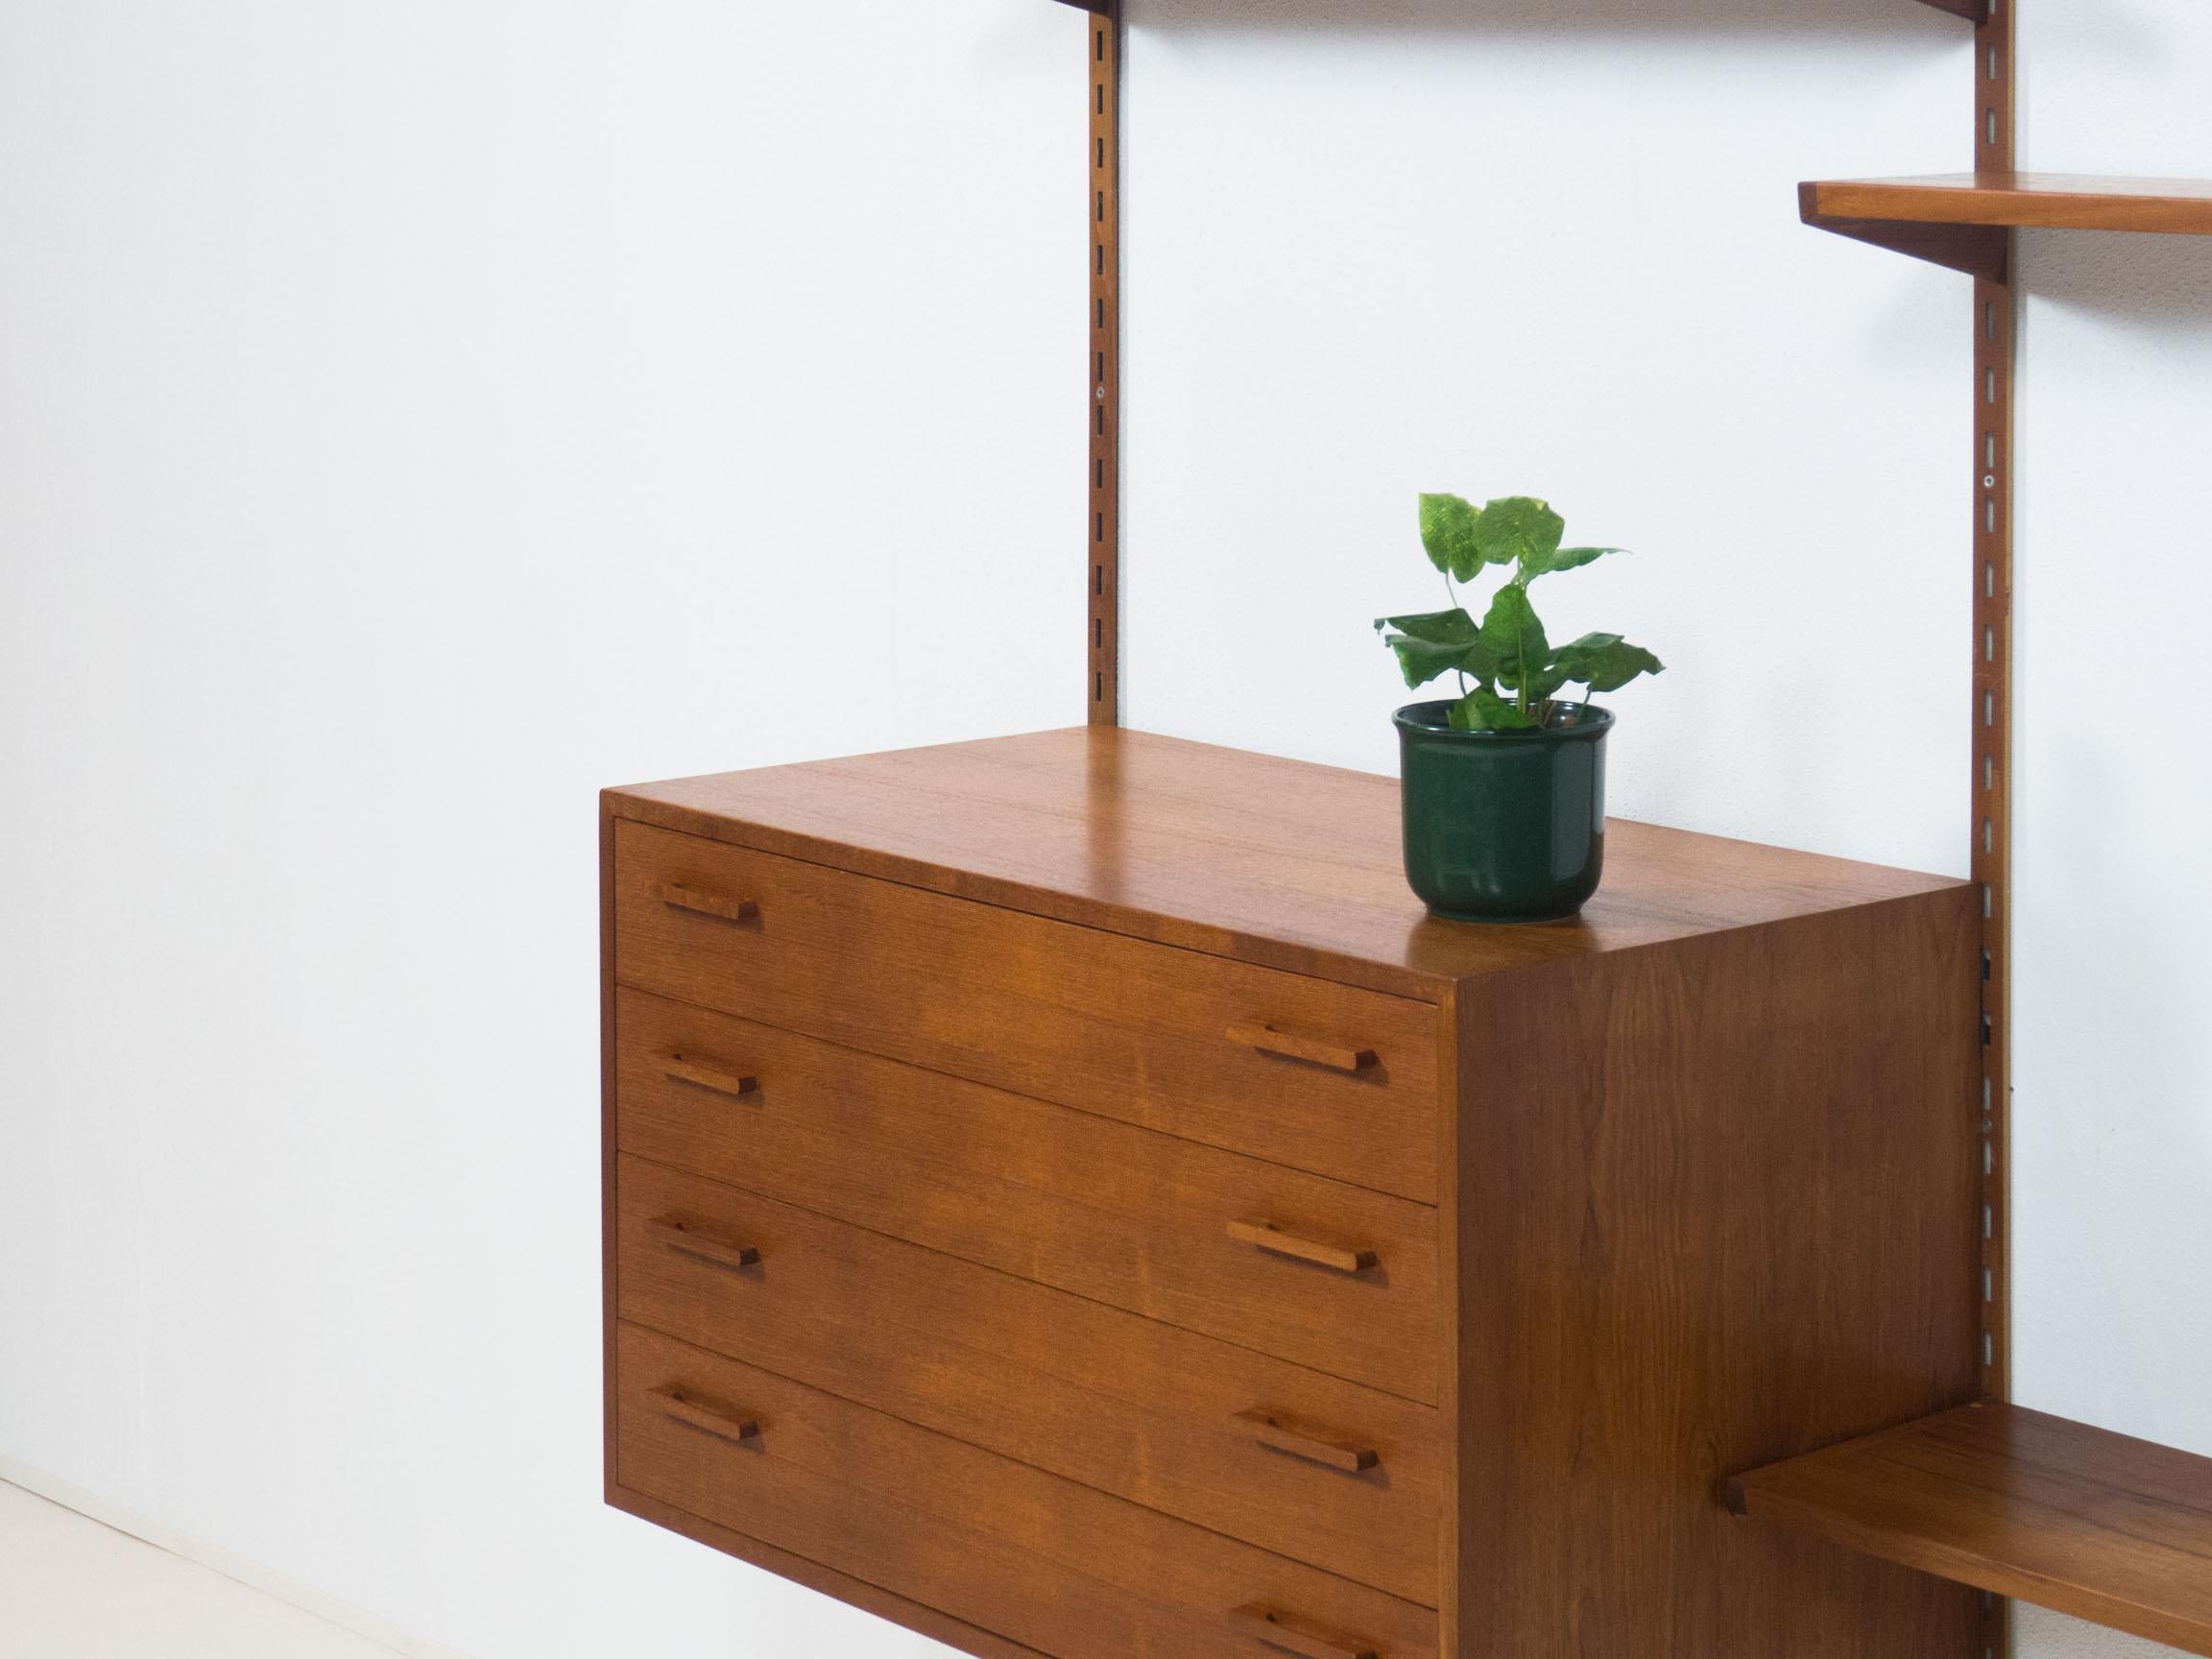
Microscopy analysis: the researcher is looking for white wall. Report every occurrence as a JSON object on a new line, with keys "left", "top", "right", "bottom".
{"left": 2008, "top": 6, "right": 2212, "bottom": 1655}
{"left": 1123, "top": 0, "right": 1969, "bottom": 878}
{"left": 0, "top": 2, "right": 1080, "bottom": 1656}
{"left": 3, "top": 2, "right": 2207, "bottom": 1658}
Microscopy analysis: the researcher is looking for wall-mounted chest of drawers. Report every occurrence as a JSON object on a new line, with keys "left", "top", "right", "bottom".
{"left": 603, "top": 727, "right": 1985, "bottom": 1658}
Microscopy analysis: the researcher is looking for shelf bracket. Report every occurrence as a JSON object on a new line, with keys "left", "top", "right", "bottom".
{"left": 1915, "top": 0, "right": 1986, "bottom": 20}
{"left": 1796, "top": 188, "right": 2009, "bottom": 281}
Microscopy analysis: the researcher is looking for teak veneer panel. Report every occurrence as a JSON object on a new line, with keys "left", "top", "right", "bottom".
{"left": 616, "top": 988, "right": 1439, "bottom": 1403}
{"left": 1451, "top": 885, "right": 1985, "bottom": 1655}
{"left": 617, "top": 1323, "right": 1439, "bottom": 1659}
{"left": 613, "top": 815, "right": 1441, "bottom": 1201}
{"left": 1805, "top": 173, "right": 2212, "bottom": 235}
{"left": 609, "top": 727, "right": 1962, "bottom": 999}
{"left": 618, "top": 1155, "right": 1441, "bottom": 1603}
{"left": 1727, "top": 1404, "right": 2212, "bottom": 1656}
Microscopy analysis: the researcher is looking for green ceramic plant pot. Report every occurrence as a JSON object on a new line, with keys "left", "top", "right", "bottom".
{"left": 1393, "top": 700, "right": 1612, "bottom": 923}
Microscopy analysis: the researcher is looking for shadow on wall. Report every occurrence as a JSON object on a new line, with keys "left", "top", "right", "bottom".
{"left": 2013, "top": 220, "right": 2212, "bottom": 1455}
{"left": 2024, "top": 227, "right": 2212, "bottom": 326}
{"left": 1128, "top": 0, "right": 1965, "bottom": 41}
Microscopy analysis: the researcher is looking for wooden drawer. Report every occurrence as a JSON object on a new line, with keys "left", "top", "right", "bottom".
{"left": 612, "top": 820, "right": 1440, "bottom": 1202}
{"left": 614, "top": 1321, "right": 1439, "bottom": 1659}
{"left": 614, "top": 987, "right": 1436, "bottom": 1401}
{"left": 615, "top": 1155, "right": 1439, "bottom": 1604}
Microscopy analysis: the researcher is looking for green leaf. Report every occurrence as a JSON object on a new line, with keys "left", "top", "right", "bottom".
{"left": 1520, "top": 661, "right": 1573, "bottom": 706}
{"left": 1449, "top": 687, "right": 1539, "bottom": 732}
{"left": 1479, "top": 583, "right": 1551, "bottom": 694}
{"left": 1526, "top": 544, "right": 1626, "bottom": 580}
{"left": 1376, "top": 608, "right": 1479, "bottom": 643}
{"left": 1417, "top": 493, "right": 1485, "bottom": 581}
{"left": 1383, "top": 635, "right": 1480, "bottom": 688}
{"left": 1380, "top": 610, "right": 1503, "bottom": 689}
{"left": 1377, "top": 607, "right": 1500, "bottom": 689}
{"left": 1549, "top": 632, "right": 1666, "bottom": 694}
{"left": 1473, "top": 496, "right": 1565, "bottom": 575}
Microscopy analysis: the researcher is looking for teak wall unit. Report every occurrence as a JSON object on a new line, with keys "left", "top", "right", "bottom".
{"left": 604, "top": 731, "right": 1985, "bottom": 1657}
{"left": 601, "top": 2, "right": 2212, "bottom": 1654}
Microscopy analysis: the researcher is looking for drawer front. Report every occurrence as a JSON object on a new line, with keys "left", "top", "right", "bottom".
{"left": 614, "top": 1321, "right": 1439, "bottom": 1659}
{"left": 615, "top": 988, "right": 1437, "bottom": 1401}
{"left": 612, "top": 820, "right": 1440, "bottom": 1202}
{"left": 616, "top": 1155, "right": 1439, "bottom": 1604}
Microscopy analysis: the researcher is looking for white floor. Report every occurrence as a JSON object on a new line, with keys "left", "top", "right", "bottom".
{"left": 0, "top": 1480, "right": 407, "bottom": 1659}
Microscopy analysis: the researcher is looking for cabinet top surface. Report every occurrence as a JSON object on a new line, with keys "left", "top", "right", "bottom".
{"left": 608, "top": 727, "right": 1961, "bottom": 998}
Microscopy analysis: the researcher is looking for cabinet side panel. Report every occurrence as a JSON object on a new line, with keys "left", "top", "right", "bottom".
{"left": 1452, "top": 889, "right": 1984, "bottom": 1657}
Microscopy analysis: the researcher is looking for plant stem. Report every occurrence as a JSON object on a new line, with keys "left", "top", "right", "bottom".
{"left": 1444, "top": 572, "right": 1469, "bottom": 698}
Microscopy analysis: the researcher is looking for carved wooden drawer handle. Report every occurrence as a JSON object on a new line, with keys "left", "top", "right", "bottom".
{"left": 652, "top": 1384, "right": 760, "bottom": 1447}
{"left": 660, "top": 881, "right": 758, "bottom": 924}
{"left": 660, "top": 1049, "right": 759, "bottom": 1099}
{"left": 1231, "top": 1604, "right": 1377, "bottom": 1659}
{"left": 1225, "top": 1022, "right": 1376, "bottom": 1074}
{"left": 648, "top": 1215, "right": 761, "bottom": 1272}
{"left": 1227, "top": 1219, "right": 1378, "bottom": 1276}
{"left": 1233, "top": 1408, "right": 1380, "bottom": 1474}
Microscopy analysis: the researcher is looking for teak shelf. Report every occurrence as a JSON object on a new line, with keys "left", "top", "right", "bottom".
{"left": 1728, "top": 1405, "right": 2212, "bottom": 1657}
{"left": 1801, "top": 173, "right": 2212, "bottom": 278}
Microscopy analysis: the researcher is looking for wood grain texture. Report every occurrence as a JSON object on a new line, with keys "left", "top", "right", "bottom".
{"left": 1727, "top": 1404, "right": 2212, "bottom": 1657}
{"left": 607, "top": 727, "right": 1964, "bottom": 1000}
{"left": 616, "top": 1157, "right": 1439, "bottom": 1603}
{"left": 1450, "top": 888, "right": 1986, "bottom": 1657}
{"left": 1231, "top": 1603, "right": 1378, "bottom": 1659}
{"left": 616, "top": 988, "right": 1436, "bottom": 1400}
{"left": 615, "top": 1322, "right": 1439, "bottom": 1659}
{"left": 613, "top": 817, "right": 1442, "bottom": 1201}
{"left": 1805, "top": 173, "right": 2212, "bottom": 233}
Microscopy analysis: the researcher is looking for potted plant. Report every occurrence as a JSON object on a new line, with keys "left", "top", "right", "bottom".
{"left": 1377, "top": 493, "right": 1663, "bottom": 923}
